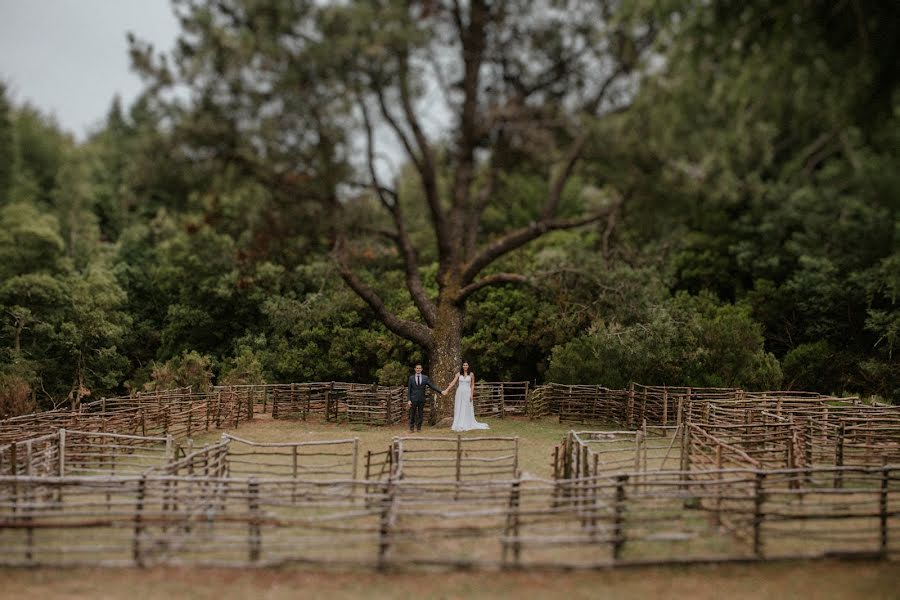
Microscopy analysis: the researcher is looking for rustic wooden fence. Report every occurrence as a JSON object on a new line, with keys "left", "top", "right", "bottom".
{"left": 473, "top": 382, "right": 529, "bottom": 417}
{"left": 221, "top": 434, "right": 359, "bottom": 480}
{"left": 0, "top": 429, "right": 179, "bottom": 478}
{"left": 0, "top": 463, "right": 895, "bottom": 568}
{"left": 0, "top": 389, "right": 256, "bottom": 447}
{"left": 266, "top": 381, "right": 530, "bottom": 425}
{"left": 555, "top": 428, "right": 684, "bottom": 479}
{"left": 392, "top": 435, "right": 519, "bottom": 482}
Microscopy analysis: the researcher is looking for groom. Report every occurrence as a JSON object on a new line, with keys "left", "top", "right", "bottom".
{"left": 407, "top": 364, "right": 444, "bottom": 433}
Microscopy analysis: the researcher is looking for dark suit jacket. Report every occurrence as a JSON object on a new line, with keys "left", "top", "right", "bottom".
{"left": 408, "top": 374, "right": 442, "bottom": 403}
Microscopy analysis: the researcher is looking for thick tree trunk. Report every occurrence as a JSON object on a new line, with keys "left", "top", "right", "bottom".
{"left": 428, "top": 300, "right": 464, "bottom": 424}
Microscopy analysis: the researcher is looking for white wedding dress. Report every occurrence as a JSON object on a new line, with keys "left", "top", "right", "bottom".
{"left": 451, "top": 375, "right": 490, "bottom": 432}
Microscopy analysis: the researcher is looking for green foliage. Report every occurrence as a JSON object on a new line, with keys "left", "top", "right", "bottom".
{"left": 606, "top": 0, "right": 900, "bottom": 398}
{"left": 220, "top": 346, "right": 268, "bottom": 386}
{"left": 781, "top": 341, "right": 841, "bottom": 394}
{"left": 0, "top": 202, "right": 66, "bottom": 277}
{"left": 1, "top": 0, "right": 898, "bottom": 406}
{"left": 0, "top": 83, "right": 13, "bottom": 204}
{"left": 547, "top": 292, "right": 782, "bottom": 390}
{"left": 8, "top": 105, "right": 71, "bottom": 207}
{"left": 0, "top": 369, "right": 36, "bottom": 419}
{"left": 146, "top": 351, "right": 215, "bottom": 393}
{"left": 463, "top": 286, "right": 565, "bottom": 382}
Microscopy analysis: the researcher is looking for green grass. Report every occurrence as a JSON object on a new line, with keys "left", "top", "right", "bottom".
{"left": 191, "top": 414, "right": 574, "bottom": 479}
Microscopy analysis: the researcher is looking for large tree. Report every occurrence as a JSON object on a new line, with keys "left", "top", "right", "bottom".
{"left": 131, "top": 1, "right": 655, "bottom": 397}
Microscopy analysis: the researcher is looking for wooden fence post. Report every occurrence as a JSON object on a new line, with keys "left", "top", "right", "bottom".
{"left": 634, "top": 430, "right": 643, "bottom": 473}
{"left": 680, "top": 425, "right": 692, "bottom": 504}
{"left": 377, "top": 481, "right": 396, "bottom": 570}
{"left": 10, "top": 443, "right": 18, "bottom": 511}
{"left": 58, "top": 428, "right": 66, "bottom": 477}
{"left": 513, "top": 436, "right": 519, "bottom": 476}
{"left": 503, "top": 479, "right": 522, "bottom": 568}
{"left": 25, "top": 440, "right": 32, "bottom": 476}
{"left": 248, "top": 477, "right": 261, "bottom": 562}
{"left": 753, "top": 472, "right": 766, "bottom": 558}
{"left": 455, "top": 435, "right": 463, "bottom": 499}
{"left": 290, "top": 382, "right": 297, "bottom": 415}
{"left": 25, "top": 493, "right": 34, "bottom": 563}
{"left": 662, "top": 388, "right": 668, "bottom": 426}
{"left": 834, "top": 422, "right": 845, "bottom": 489}
{"left": 714, "top": 444, "right": 723, "bottom": 528}
{"left": 804, "top": 419, "right": 813, "bottom": 485}
{"left": 880, "top": 461, "right": 889, "bottom": 556}
{"left": 788, "top": 424, "right": 797, "bottom": 490}
{"left": 133, "top": 475, "right": 146, "bottom": 567}
{"left": 627, "top": 382, "right": 635, "bottom": 429}
{"left": 271, "top": 388, "right": 280, "bottom": 419}
{"left": 612, "top": 474, "right": 628, "bottom": 561}
{"left": 385, "top": 389, "right": 393, "bottom": 425}
{"left": 681, "top": 424, "right": 692, "bottom": 472}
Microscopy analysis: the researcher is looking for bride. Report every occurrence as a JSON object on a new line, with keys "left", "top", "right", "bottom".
{"left": 443, "top": 361, "right": 489, "bottom": 432}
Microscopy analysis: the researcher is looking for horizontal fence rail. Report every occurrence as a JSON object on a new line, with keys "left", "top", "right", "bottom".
{"left": 1, "top": 379, "right": 898, "bottom": 571}
{"left": 0, "top": 465, "right": 895, "bottom": 569}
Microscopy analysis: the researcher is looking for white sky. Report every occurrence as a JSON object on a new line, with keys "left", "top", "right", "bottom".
{"left": 0, "top": 0, "right": 179, "bottom": 139}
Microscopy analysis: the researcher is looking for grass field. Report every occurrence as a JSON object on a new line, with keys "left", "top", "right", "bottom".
{"left": 0, "top": 560, "right": 897, "bottom": 599}
{"left": 191, "top": 413, "right": 576, "bottom": 479}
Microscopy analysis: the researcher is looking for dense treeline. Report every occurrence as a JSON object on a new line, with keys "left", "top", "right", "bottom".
{"left": 1, "top": 1, "right": 897, "bottom": 414}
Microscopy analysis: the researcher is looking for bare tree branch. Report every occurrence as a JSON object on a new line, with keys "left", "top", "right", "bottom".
{"left": 332, "top": 236, "right": 433, "bottom": 349}
{"left": 465, "top": 150, "right": 500, "bottom": 256}
{"left": 359, "top": 94, "right": 437, "bottom": 327}
{"left": 373, "top": 83, "right": 422, "bottom": 174}
{"left": 542, "top": 131, "right": 589, "bottom": 220}
{"left": 396, "top": 53, "right": 447, "bottom": 251}
{"left": 461, "top": 210, "right": 613, "bottom": 285}
{"left": 451, "top": 0, "right": 489, "bottom": 218}
{"left": 358, "top": 95, "right": 395, "bottom": 211}
{"left": 455, "top": 272, "right": 529, "bottom": 303}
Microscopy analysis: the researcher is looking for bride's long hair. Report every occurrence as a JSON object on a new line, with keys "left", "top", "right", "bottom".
{"left": 459, "top": 362, "right": 471, "bottom": 376}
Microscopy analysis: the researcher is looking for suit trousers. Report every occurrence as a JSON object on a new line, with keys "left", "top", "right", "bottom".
{"left": 409, "top": 400, "right": 424, "bottom": 431}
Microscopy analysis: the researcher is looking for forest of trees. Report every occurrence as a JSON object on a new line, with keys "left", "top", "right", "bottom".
{"left": 1, "top": 0, "right": 897, "bottom": 415}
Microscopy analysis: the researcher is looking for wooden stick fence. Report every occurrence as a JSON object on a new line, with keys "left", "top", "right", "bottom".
{"left": 222, "top": 434, "right": 359, "bottom": 480}
{"left": 392, "top": 435, "right": 519, "bottom": 483}
{"left": 0, "top": 464, "right": 895, "bottom": 568}
{"left": 473, "top": 382, "right": 529, "bottom": 417}
{"left": 0, "top": 389, "right": 253, "bottom": 446}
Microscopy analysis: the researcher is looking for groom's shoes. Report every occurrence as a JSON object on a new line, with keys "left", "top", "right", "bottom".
{"left": 416, "top": 427, "right": 421, "bottom": 432}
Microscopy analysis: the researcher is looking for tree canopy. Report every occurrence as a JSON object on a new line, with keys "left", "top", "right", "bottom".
{"left": 0, "top": 1, "right": 897, "bottom": 413}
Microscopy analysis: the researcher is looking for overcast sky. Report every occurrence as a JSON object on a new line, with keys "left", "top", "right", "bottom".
{"left": 0, "top": 0, "right": 179, "bottom": 139}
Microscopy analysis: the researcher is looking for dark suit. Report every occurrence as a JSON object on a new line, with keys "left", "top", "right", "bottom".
{"left": 408, "top": 374, "right": 442, "bottom": 431}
